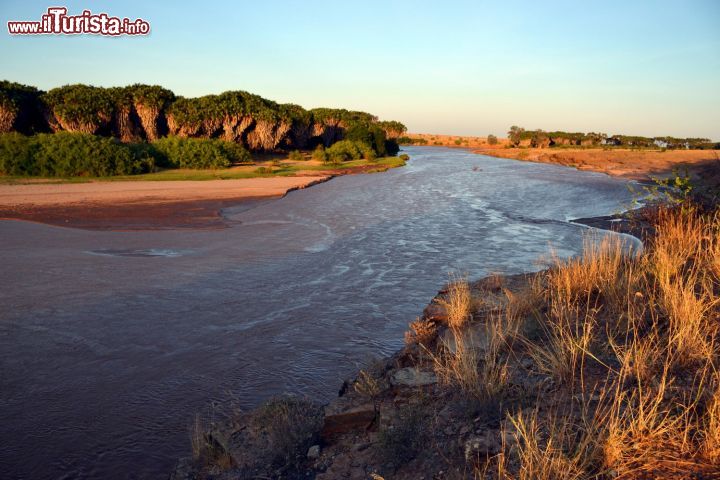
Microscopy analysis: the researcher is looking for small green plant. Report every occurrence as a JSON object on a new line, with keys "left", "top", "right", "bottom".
{"left": 288, "top": 150, "right": 303, "bottom": 161}
{"left": 629, "top": 167, "right": 695, "bottom": 207}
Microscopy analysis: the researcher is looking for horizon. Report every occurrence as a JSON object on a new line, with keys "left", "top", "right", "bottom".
{"left": 1, "top": 0, "right": 719, "bottom": 141}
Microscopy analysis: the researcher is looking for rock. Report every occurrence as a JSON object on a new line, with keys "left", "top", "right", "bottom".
{"left": 169, "top": 457, "right": 197, "bottom": 480}
{"left": 464, "top": 432, "right": 501, "bottom": 461}
{"left": 440, "top": 324, "right": 489, "bottom": 355}
{"left": 423, "top": 302, "right": 448, "bottom": 322}
{"left": 322, "top": 398, "right": 377, "bottom": 439}
{"left": 390, "top": 367, "right": 438, "bottom": 387}
{"left": 307, "top": 444, "right": 320, "bottom": 460}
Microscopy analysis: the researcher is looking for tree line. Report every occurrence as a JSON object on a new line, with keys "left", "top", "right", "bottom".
{"left": 507, "top": 126, "right": 717, "bottom": 149}
{"left": 0, "top": 80, "right": 406, "bottom": 153}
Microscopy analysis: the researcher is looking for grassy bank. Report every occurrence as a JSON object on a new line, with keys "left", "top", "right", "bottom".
{"left": 0, "top": 155, "right": 407, "bottom": 184}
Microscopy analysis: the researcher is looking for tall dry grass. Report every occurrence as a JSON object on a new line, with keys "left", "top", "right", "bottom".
{"left": 478, "top": 205, "right": 720, "bottom": 479}
{"left": 439, "top": 274, "right": 473, "bottom": 329}
{"left": 430, "top": 309, "right": 514, "bottom": 402}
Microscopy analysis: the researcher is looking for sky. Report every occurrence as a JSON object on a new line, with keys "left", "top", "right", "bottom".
{"left": 1, "top": 0, "right": 719, "bottom": 140}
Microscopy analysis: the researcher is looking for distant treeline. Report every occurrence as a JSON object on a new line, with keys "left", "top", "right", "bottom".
{"left": 0, "top": 80, "right": 407, "bottom": 153}
{"left": 507, "top": 126, "right": 718, "bottom": 149}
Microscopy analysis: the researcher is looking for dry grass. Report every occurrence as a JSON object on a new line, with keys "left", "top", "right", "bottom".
{"left": 439, "top": 274, "right": 473, "bottom": 329}
{"left": 190, "top": 413, "right": 233, "bottom": 472}
{"left": 467, "top": 205, "right": 720, "bottom": 479}
{"left": 354, "top": 368, "right": 382, "bottom": 399}
{"left": 703, "top": 377, "right": 720, "bottom": 464}
{"left": 404, "top": 317, "right": 438, "bottom": 347}
{"left": 430, "top": 311, "right": 512, "bottom": 402}
{"left": 506, "top": 410, "right": 598, "bottom": 480}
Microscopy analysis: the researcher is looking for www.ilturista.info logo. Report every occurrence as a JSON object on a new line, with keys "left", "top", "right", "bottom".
{"left": 7, "top": 7, "right": 150, "bottom": 36}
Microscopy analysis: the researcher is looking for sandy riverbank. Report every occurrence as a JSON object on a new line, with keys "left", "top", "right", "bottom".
{"left": 0, "top": 176, "right": 330, "bottom": 230}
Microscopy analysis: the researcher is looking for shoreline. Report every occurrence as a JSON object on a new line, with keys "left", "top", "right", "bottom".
{"left": 0, "top": 159, "right": 407, "bottom": 231}
{"left": 173, "top": 206, "right": 650, "bottom": 479}
{"left": 472, "top": 146, "right": 719, "bottom": 184}
{"left": 0, "top": 166, "right": 395, "bottom": 230}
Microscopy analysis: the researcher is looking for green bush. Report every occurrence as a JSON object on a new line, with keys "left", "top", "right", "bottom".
{"left": 288, "top": 150, "right": 303, "bottom": 161}
{"left": 311, "top": 145, "right": 328, "bottom": 163}
{"left": 0, "top": 132, "right": 35, "bottom": 175}
{"left": 0, "top": 132, "right": 155, "bottom": 177}
{"left": 326, "top": 140, "right": 364, "bottom": 163}
{"left": 487, "top": 134, "right": 498, "bottom": 145}
{"left": 151, "top": 136, "right": 250, "bottom": 169}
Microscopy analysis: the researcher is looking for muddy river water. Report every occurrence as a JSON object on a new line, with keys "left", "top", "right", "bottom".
{"left": 0, "top": 147, "right": 639, "bottom": 478}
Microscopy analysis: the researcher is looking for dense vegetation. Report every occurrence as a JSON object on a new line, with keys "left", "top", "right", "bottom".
{"left": 508, "top": 125, "right": 718, "bottom": 149}
{"left": 0, "top": 80, "right": 406, "bottom": 177}
{"left": 152, "top": 136, "right": 251, "bottom": 169}
{"left": 0, "top": 80, "right": 405, "bottom": 155}
{"left": 0, "top": 132, "right": 254, "bottom": 176}
{"left": 0, "top": 132, "right": 156, "bottom": 177}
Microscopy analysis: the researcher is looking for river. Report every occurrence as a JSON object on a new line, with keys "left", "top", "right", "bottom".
{"left": 0, "top": 147, "right": 639, "bottom": 478}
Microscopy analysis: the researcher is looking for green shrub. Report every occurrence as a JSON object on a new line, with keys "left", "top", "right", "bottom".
{"left": 0, "top": 132, "right": 36, "bottom": 175}
{"left": 487, "top": 134, "right": 498, "bottom": 145}
{"left": 311, "top": 145, "right": 328, "bottom": 163}
{"left": 0, "top": 132, "right": 155, "bottom": 177}
{"left": 151, "top": 136, "right": 250, "bottom": 169}
{"left": 288, "top": 150, "right": 303, "bottom": 161}
{"left": 326, "top": 139, "right": 364, "bottom": 163}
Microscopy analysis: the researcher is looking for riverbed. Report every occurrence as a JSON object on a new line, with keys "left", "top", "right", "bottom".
{"left": 0, "top": 147, "right": 639, "bottom": 478}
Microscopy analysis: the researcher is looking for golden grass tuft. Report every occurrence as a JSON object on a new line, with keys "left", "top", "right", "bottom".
{"left": 404, "top": 317, "right": 437, "bottom": 347}
{"left": 439, "top": 274, "right": 473, "bottom": 329}
{"left": 489, "top": 205, "right": 720, "bottom": 478}
{"left": 430, "top": 311, "right": 512, "bottom": 402}
{"left": 703, "top": 378, "right": 720, "bottom": 464}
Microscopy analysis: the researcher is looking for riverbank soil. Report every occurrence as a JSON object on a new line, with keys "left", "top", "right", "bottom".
{"left": 0, "top": 156, "right": 404, "bottom": 230}
{"left": 0, "top": 176, "right": 329, "bottom": 229}
{"left": 475, "top": 147, "right": 719, "bottom": 187}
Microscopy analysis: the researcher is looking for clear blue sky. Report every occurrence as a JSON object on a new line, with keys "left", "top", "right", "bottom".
{"left": 1, "top": 0, "right": 719, "bottom": 139}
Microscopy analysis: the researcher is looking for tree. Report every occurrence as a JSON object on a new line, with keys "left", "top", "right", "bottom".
{"left": 487, "top": 134, "right": 498, "bottom": 145}
{"left": 508, "top": 126, "right": 524, "bottom": 147}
